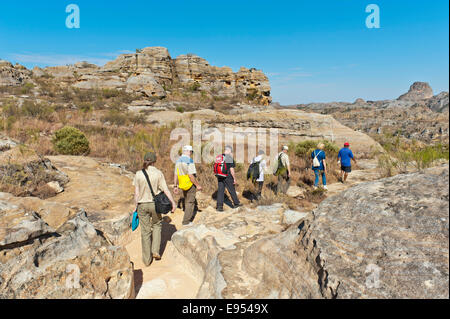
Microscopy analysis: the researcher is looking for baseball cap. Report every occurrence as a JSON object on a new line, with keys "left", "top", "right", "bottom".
{"left": 282, "top": 145, "right": 289, "bottom": 150}
{"left": 144, "top": 152, "right": 157, "bottom": 163}
{"left": 183, "top": 145, "right": 194, "bottom": 152}
{"left": 344, "top": 142, "right": 350, "bottom": 146}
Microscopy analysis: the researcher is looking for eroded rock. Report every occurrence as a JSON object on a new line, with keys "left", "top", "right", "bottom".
{"left": 0, "top": 207, "right": 134, "bottom": 299}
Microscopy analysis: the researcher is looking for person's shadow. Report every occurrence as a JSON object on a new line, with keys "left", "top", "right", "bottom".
{"left": 133, "top": 268, "right": 143, "bottom": 298}
{"left": 160, "top": 216, "right": 178, "bottom": 256}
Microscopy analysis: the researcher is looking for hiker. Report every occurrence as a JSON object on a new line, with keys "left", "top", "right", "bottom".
{"left": 214, "top": 145, "right": 241, "bottom": 211}
{"left": 173, "top": 145, "right": 202, "bottom": 226}
{"left": 311, "top": 143, "right": 327, "bottom": 190}
{"left": 274, "top": 145, "right": 291, "bottom": 194}
{"left": 248, "top": 150, "right": 267, "bottom": 199}
{"left": 133, "top": 152, "right": 176, "bottom": 266}
{"left": 338, "top": 142, "right": 357, "bottom": 183}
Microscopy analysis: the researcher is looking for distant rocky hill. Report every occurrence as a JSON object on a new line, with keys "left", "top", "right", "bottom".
{"left": 0, "top": 47, "right": 271, "bottom": 106}
{"left": 291, "top": 82, "right": 449, "bottom": 143}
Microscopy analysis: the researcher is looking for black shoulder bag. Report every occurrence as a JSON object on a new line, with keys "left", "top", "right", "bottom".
{"left": 142, "top": 169, "right": 172, "bottom": 214}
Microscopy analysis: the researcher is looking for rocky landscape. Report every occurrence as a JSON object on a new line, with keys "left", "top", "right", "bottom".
{"left": 292, "top": 82, "right": 449, "bottom": 144}
{"left": 0, "top": 46, "right": 271, "bottom": 107}
{"left": 0, "top": 47, "right": 449, "bottom": 299}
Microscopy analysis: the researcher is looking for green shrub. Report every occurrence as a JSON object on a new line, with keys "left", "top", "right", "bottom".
{"left": 412, "top": 144, "right": 449, "bottom": 170}
{"left": 377, "top": 154, "right": 398, "bottom": 177}
{"left": 101, "top": 110, "right": 128, "bottom": 126}
{"left": 52, "top": 126, "right": 90, "bottom": 155}
{"left": 79, "top": 103, "right": 93, "bottom": 113}
{"left": 176, "top": 106, "right": 185, "bottom": 113}
{"left": 20, "top": 82, "right": 35, "bottom": 95}
{"left": 188, "top": 82, "right": 201, "bottom": 92}
{"left": 295, "top": 140, "right": 339, "bottom": 158}
{"left": 101, "top": 89, "right": 120, "bottom": 99}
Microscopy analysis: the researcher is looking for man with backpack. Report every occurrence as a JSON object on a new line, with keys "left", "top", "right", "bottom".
{"left": 214, "top": 145, "right": 241, "bottom": 212}
{"left": 338, "top": 142, "right": 357, "bottom": 183}
{"left": 311, "top": 143, "right": 327, "bottom": 190}
{"left": 133, "top": 152, "right": 176, "bottom": 266}
{"left": 173, "top": 145, "right": 202, "bottom": 226}
{"left": 248, "top": 150, "right": 267, "bottom": 199}
{"left": 274, "top": 145, "right": 291, "bottom": 194}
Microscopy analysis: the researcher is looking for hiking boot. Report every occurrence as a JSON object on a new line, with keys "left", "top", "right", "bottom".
{"left": 152, "top": 253, "right": 161, "bottom": 261}
{"left": 216, "top": 207, "right": 224, "bottom": 212}
{"left": 313, "top": 186, "right": 318, "bottom": 190}
{"left": 233, "top": 204, "right": 243, "bottom": 209}
{"left": 323, "top": 186, "right": 328, "bottom": 190}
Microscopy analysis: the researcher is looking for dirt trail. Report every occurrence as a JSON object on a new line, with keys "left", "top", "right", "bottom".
{"left": 46, "top": 155, "right": 202, "bottom": 298}
{"left": 47, "top": 156, "right": 380, "bottom": 299}
{"left": 125, "top": 210, "right": 202, "bottom": 299}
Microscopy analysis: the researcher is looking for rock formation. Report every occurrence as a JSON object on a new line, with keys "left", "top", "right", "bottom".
{"left": 16, "top": 47, "right": 272, "bottom": 105}
{"left": 398, "top": 81, "right": 434, "bottom": 101}
{"left": 309, "top": 165, "right": 449, "bottom": 298}
{"left": 171, "top": 165, "right": 449, "bottom": 299}
{"left": 0, "top": 200, "right": 134, "bottom": 298}
{"left": 293, "top": 82, "right": 449, "bottom": 143}
{"left": 0, "top": 60, "right": 31, "bottom": 86}
{"left": 427, "top": 91, "right": 449, "bottom": 113}
{"left": 145, "top": 108, "right": 384, "bottom": 156}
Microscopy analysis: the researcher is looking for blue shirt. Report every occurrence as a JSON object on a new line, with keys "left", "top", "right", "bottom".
{"left": 311, "top": 149, "right": 326, "bottom": 170}
{"left": 338, "top": 148, "right": 354, "bottom": 167}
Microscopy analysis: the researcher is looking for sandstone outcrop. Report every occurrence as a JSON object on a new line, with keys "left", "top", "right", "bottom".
{"left": 0, "top": 60, "right": 31, "bottom": 86}
{"left": 309, "top": 165, "right": 449, "bottom": 298}
{"left": 126, "top": 72, "right": 166, "bottom": 98}
{"left": 1, "top": 47, "right": 271, "bottom": 105}
{"left": 427, "top": 91, "right": 449, "bottom": 113}
{"left": 146, "top": 108, "right": 383, "bottom": 156}
{"left": 398, "top": 81, "right": 434, "bottom": 101}
{"left": 0, "top": 201, "right": 134, "bottom": 299}
{"left": 171, "top": 165, "right": 449, "bottom": 299}
{"left": 171, "top": 204, "right": 315, "bottom": 298}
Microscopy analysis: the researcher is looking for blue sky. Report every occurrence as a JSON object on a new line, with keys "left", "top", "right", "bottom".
{"left": 0, "top": 0, "right": 448, "bottom": 104}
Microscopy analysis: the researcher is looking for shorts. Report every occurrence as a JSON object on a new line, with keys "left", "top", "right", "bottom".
{"left": 341, "top": 165, "right": 352, "bottom": 173}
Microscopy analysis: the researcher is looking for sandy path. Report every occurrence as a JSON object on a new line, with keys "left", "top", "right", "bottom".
{"left": 125, "top": 209, "right": 202, "bottom": 299}
{"left": 47, "top": 155, "right": 380, "bottom": 299}
{"left": 46, "top": 155, "right": 202, "bottom": 298}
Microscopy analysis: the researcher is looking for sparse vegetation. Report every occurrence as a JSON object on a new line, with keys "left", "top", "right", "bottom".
{"left": 374, "top": 132, "right": 449, "bottom": 177}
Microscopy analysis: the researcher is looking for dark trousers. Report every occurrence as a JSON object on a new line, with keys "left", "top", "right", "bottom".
{"left": 255, "top": 181, "right": 263, "bottom": 198}
{"left": 216, "top": 175, "right": 240, "bottom": 209}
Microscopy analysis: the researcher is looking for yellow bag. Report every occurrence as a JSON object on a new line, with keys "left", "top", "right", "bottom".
{"left": 177, "top": 167, "right": 193, "bottom": 191}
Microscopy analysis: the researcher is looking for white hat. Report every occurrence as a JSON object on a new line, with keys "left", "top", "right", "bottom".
{"left": 183, "top": 145, "right": 193, "bottom": 152}
{"left": 282, "top": 145, "right": 289, "bottom": 150}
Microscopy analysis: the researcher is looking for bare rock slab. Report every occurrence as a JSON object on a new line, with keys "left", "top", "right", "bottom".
{"left": 310, "top": 165, "right": 449, "bottom": 298}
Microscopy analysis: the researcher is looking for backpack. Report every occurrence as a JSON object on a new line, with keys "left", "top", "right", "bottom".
{"left": 247, "top": 158, "right": 260, "bottom": 182}
{"left": 312, "top": 150, "right": 323, "bottom": 168}
{"left": 214, "top": 154, "right": 228, "bottom": 177}
{"left": 274, "top": 153, "right": 286, "bottom": 176}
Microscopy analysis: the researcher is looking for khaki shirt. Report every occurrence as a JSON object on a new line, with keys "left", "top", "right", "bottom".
{"left": 278, "top": 152, "right": 290, "bottom": 168}
{"left": 133, "top": 166, "right": 169, "bottom": 203}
